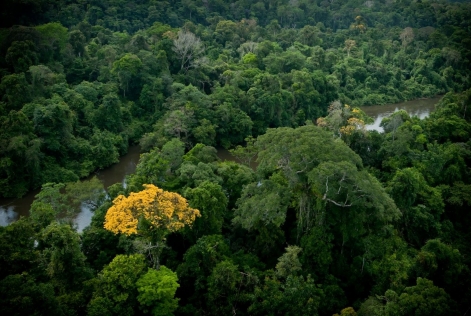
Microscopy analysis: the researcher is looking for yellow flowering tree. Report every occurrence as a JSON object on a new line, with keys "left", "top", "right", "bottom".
{"left": 104, "top": 184, "right": 200, "bottom": 268}
{"left": 317, "top": 101, "right": 373, "bottom": 144}
{"left": 350, "top": 15, "right": 367, "bottom": 33}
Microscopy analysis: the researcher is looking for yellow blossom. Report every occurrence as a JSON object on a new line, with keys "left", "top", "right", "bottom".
{"left": 104, "top": 184, "right": 200, "bottom": 235}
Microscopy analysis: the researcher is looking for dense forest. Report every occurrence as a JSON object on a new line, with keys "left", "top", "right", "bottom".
{"left": 1, "top": 0, "right": 471, "bottom": 315}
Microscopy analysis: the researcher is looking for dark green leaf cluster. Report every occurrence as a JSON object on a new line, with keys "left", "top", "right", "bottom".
{"left": 1, "top": 1, "right": 471, "bottom": 316}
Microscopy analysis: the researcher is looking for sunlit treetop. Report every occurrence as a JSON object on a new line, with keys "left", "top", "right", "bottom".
{"left": 316, "top": 101, "right": 373, "bottom": 140}
{"left": 350, "top": 15, "right": 367, "bottom": 33}
{"left": 104, "top": 184, "right": 200, "bottom": 235}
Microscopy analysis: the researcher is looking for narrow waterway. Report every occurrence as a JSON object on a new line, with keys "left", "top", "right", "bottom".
{"left": 0, "top": 145, "right": 141, "bottom": 231}
{"left": 360, "top": 96, "right": 441, "bottom": 132}
{"left": 0, "top": 96, "right": 441, "bottom": 230}
{"left": 216, "top": 148, "right": 258, "bottom": 170}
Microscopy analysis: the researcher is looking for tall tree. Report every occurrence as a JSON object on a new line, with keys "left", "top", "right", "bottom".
{"left": 112, "top": 53, "right": 143, "bottom": 97}
{"left": 136, "top": 266, "right": 180, "bottom": 316}
{"left": 172, "top": 30, "right": 205, "bottom": 72}
{"left": 88, "top": 254, "right": 147, "bottom": 316}
{"left": 104, "top": 184, "right": 200, "bottom": 268}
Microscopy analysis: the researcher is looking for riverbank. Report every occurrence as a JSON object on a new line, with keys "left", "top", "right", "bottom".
{"left": 360, "top": 95, "right": 442, "bottom": 132}
{"left": 0, "top": 96, "right": 442, "bottom": 229}
{"left": 0, "top": 145, "right": 141, "bottom": 230}
{"left": 0, "top": 145, "right": 245, "bottom": 230}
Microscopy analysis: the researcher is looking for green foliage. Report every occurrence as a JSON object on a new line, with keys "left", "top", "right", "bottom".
{"left": 398, "top": 278, "right": 459, "bottom": 315}
{"left": 128, "top": 138, "right": 186, "bottom": 191}
{"left": 90, "top": 128, "right": 120, "bottom": 169}
{"left": 0, "top": 109, "right": 39, "bottom": 196}
{"left": 31, "top": 177, "right": 105, "bottom": 219}
{"left": 1, "top": 2, "right": 471, "bottom": 316}
{"left": 182, "top": 143, "right": 218, "bottom": 165}
{"left": 412, "top": 239, "right": 469, "bottom": 305}
{"left": 88, "top": 254, "right": 147, "bottom": 316}
{"left": 183, "top": 181, "right": 227, "bottom": 241}
{"left": 0, "top": 73, "right": 32, "bottom": 111}
{"left": 234, "top": 177, "right": 291, "bottom": 231}
{"left": 229, "top": 135, "right": 257, "bottom": 167}
{"left": 387, "top": 168, "right": 444, "bottom": 246}
{"left": 5, "top": 40, "right": 38, "bottom": 72}
{"left": 206, "top": 260, "right": 244, "bottom": 314}
{"left": 0, "top": 273, "right": 61, "bottom": 316}
{"left": 92, "top": 93, "right": 124, "bottom": 133}
{"left": 176, "top": 235, "right": 231, "bottom": 311}
{"left": 249, "top": 271, "right": 323, "bottom": 316}
{"left": 39, "top": 222, "right": 91, "bottom": 291}
{"left": 275, "top": 246, "right": 302, "bottom": 278}
{"left": 252, "top": 125, "right": 399, "bottom": 242}
{"left": 300, "top": 225, "right": 333, "bottom": 279}
{"left": 112, "top": 53, "right": 143, "bottom": 97}
{"left": 1, "top": 0, "right": 469, "bottom": 198}
{"left": 360, "top": 278, "right": 459, "bottom": 316}
{"left": 35, "top": 22, "right": 68, "bottom": 52}
{"left": 136, "top": 266, "right": 179, "bottom": 316}
{"left": 333, "top": 306, "right": 357, "bottom": 316}
{"left": 0, "top": 218, "right": 38, "bottom": 279}
{"left": 65, "top": 176, "right": 105, "bottom": 211}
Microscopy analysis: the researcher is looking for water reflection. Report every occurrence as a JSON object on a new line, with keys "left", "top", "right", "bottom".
{"left": 217, "top": 148, "right": 258, "bottom": 170}
{"left": 0, "top": 97, "right": 442, "bottom": 230}
{"left": 74, "top": 204, "right": 95, "bottom": 232}
{"left": 69, "top": 145, "right": 140, "bottom": 231}
{"left": 0, "top": 145, "right": 141, "bottom": 232}
{"left": 360, "top": 96, "right": 441, "bottom": 132}
{"left": 0, "top": 205, "right": 19, "bottom": 226}
{"left": 0, "top": 189, "right": 38, "bottom": 227}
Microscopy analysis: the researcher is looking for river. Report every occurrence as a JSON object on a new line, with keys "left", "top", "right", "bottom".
{"left": 360, "top": 96, "right": 441, "bottom": 132}
{"left": 0, "top": 145, "right": 141, "bottom": 231}
{"left": 0, "top": 97, "right": 440, "bottom": 230}
{"left": 216, "top": 148, "right": 259, "bottom": 170}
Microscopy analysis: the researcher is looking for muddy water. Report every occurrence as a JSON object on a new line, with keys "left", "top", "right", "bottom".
{"left": 0, "top": 145, "right": 141, "bottom": 231}
{"left": 0, "top": 97, "right": 441, "bottom": 230}
{"left": 217, "top": 148, "right": 258, "bottom": 170}
{"left": 360, "top": 96, "right": 442, "bottom": 132}
{"left": 0, "top": 146, "right": 240, "bottom": 231}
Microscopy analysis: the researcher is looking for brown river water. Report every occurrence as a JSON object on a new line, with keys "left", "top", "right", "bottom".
{"left": 0, "top": 96, "right": 441, "bottom": 230}
{"left": 360, "top": 96, "right": 441, "bottom": 132}
{"left": 0, "top": 145, "right": 141, "bottom": 231}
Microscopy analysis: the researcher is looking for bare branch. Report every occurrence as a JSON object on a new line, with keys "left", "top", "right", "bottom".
{"left": 324, "top": 198, "right": 352, "bottom": 208}
{"left": 173, "top": 30, "right": 205, "bottom": 71}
